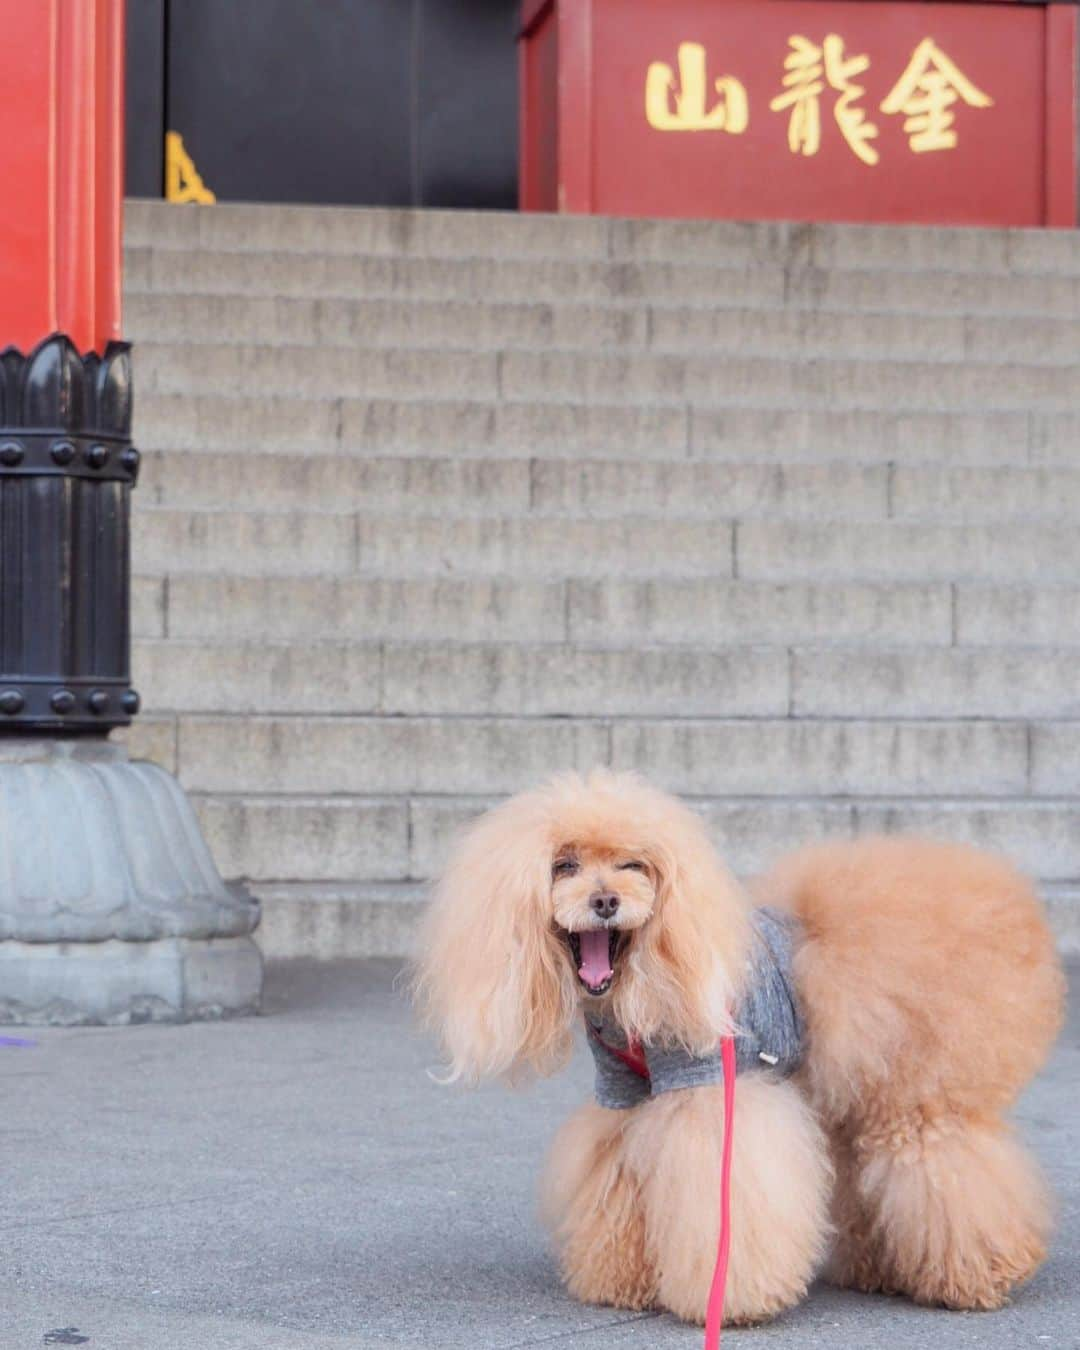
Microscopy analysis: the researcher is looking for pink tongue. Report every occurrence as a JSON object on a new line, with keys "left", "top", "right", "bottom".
{"left": 578, "top": 930, "right": 613, "bottom": 987}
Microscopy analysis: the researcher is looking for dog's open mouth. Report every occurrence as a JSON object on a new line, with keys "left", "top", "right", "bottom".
{"left": 563, "top": 928, "right": 627, "bottom": 996}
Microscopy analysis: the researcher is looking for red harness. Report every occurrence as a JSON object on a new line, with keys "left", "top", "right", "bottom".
{"left": 588, "top": 1024, "right": 737, "bottom": 1348}
{"left": 588, "top": 1022, "right": 650, "bottom": 1079}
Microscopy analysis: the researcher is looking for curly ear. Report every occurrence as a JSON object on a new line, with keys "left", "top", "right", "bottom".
{"left": 612, "top": 791, "right": 750, "bottom": 1055}
{"left": 412, "top": 792, "right": 579, "bottom": 1083}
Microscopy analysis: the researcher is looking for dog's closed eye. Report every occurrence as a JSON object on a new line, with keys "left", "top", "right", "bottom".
{"left": 553, "top": 856, "right": 579, "bottom": 878}
{"left": 617, "top": 860, "right": 647, "bottom": 873}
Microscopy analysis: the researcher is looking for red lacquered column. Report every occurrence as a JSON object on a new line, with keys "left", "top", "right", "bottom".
{"left": 0, "top": 0, "right": 124, "bottom": 352}
{"left": 0, "top": 0, "right": 139, "bottom": 735}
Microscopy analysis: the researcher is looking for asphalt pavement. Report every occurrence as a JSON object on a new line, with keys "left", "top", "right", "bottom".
{"left": 3, "top": 959, "right": 1076, "bottom": 1350}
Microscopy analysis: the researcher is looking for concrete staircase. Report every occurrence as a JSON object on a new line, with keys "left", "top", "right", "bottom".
{"left": 122, "top": 200, "right": 1080, "bottom": 959}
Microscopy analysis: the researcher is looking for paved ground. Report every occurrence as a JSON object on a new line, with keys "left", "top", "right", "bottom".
{"left": 3, "top": 960, "right": 1076, "bottom": 1350}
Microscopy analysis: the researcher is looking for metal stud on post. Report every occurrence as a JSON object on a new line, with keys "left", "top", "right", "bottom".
{"left": 0, "top": 336, "right": 139, "bottom": 731}
{"left": 0, "top": 0, "right": 262, "bottom": 1024}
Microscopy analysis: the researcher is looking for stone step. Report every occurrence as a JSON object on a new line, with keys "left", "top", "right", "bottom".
{"left": 123, "top": 291, "right": 1080, "bottom": 366}
{"left": 165, "top": 714, "right": 1037, "bottom": 798}
{"left": 125, "top": 201, "right": 616, "bottom": 261}
{"left": 135, "top": 340, "right": 1080, "bottom": 411}
{"left": 497, "top": 350, "right": 1080, "bottom": 412}
{"left": 140, "top": 451, "right": 534, "bottom": 515}
{"left": 890, "top": 465, "right": 1080, "bottom": 523}
{"left": 735, "top": 519, "right": 1080, "bottom": 584}
{"left": 123, "top": 201, "right": 1080, "bottom": 277}
{"left": 192, "top": 794, "right": 412, "bottom": 886}
{"left": 126, "top": 292, "right": 654, "bottom": 352}
{"left": 131, "top": 508, "right": 1080, "bottom": 583}
{"left": 791, "top": 646, "right": 1080, "bottom": 718}
{"left": 132, "top": 575, "right": 166, "bottom": 639}
{"left": 139, "top": 573, "right": 953, "bottom": 645}
{"left": 784, "top": 263, "right": 1080, "bottom": 320}
{"left": 139, "top": 573, "right": 1080, "bottom": 648}
{"left": 134, "top": 509, "right": 734, "bottom": 580}
{"left": 1030, "top": 725, "right": 1080, "bottom": 796}
{"left": 138, "top": 341, "right": 499, "bottom": 401}
{"left": 126, "top": 243, "right": 1080, "bottom": 319}
{"left": 124, "top": 246, "right": 774, "bottom": 309}
{"left": 611, "top": 719, "right": 1033, "bottom": 798}
{"left": 131, "top": 638, "right": 1080, "bottom": 720}
{"left": 131, "top": 509, "right": 747, "bottom": 579}
{"left": 179, "top": 790, "right": 1080, "bottom": 890}
{"left": 135, "top": 394, "right": 691, "bottom": 459}
{"left": 571, "top": 579, "right": 1080, "bottom": 648}
{"left": 158, "top": 573, "right": 569, "bottom": 644}
{"left": 141, "top": 451, "right": 890, "bottom": 520}
{"left": 137, "top": 394, "right": 1074, "bottom": 465}
{"left": 1045, "top": 886, "right": 1080, "bottom": 955}
{"left": 133, "top": 639, "right": 790, "bottom": 718}
{"left": 133, "top": 508, "right": 359, "bottom": 576}
{"left": 250, "top": 878, "right": 1080, "bottom": 961}
{"left": 955, "top": 585, "right": 1080, "bottom": 645}
{"left": 140, "top": 451, "right": 1080, "bottom": 525}
{"left": 134, "top": 639, "right": 381, "bottom": 715}
{"left": 252, "top": 882, "right": 428, "bottom": 962}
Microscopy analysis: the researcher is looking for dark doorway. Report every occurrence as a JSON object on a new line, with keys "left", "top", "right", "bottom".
{"left": 127, "top": 0, "right": 520, "bottom": 209}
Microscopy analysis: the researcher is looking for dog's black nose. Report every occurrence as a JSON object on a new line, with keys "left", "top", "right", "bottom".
{"left": 590, "top": 891, "right": 620, "bottom": 920}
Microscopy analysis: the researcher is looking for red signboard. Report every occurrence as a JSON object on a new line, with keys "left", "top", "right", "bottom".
{"left": 520, "top": 0, "right": 1077, "bottom": 227}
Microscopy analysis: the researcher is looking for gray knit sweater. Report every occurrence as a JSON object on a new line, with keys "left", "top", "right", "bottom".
{"left": 584, "top": 906, "right": 803, "bottom": 1109}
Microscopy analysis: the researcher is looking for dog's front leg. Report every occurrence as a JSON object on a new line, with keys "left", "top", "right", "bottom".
{"left": 540, "top": 1101, "right": 657, "bottom": 1311}
{"left": 625, "top": 1076, "right": 831, "bottom": 1326}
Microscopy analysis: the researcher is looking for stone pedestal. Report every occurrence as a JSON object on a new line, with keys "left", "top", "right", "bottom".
{"left": 0, "top": 739, "right": 262, "bottom": 1024}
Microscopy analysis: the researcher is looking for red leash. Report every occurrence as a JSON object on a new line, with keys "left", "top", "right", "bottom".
{"left": 704, "top": 1035, "right": 737, "bottom": 1350}
{"left": 587, "top": 1024, "right": 737, "bottom": 1346}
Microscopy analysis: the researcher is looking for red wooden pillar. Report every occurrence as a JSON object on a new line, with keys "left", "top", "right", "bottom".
{"left": 0, "top": 0, "right": 138, "bottom": 736}
{"left": 0, "top": 0, "right": 125, "bottom": 356}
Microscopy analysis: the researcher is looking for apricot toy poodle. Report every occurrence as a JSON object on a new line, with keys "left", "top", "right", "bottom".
{"left": 415, "top": 769, "right": 1064, "bottom": 1326}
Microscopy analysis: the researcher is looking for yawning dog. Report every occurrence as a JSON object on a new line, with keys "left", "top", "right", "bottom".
{"left": 414, "top": 769, "right": 1064, "bottom": 1325}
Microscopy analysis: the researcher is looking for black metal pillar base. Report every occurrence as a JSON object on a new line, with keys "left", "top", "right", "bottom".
{"left": 0, "top": 335, "right": 140, "bottom": 731}
{"left": 0, "top": 335, "right": 264, "bottom": 1023}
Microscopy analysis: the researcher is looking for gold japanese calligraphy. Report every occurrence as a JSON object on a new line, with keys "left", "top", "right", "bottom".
{"left": 645, "top": 42, "right": 749, "bottom": 132}
{"left": 880, "top": 38, "right": 993, "bottom": 152}
{"left": 824, "top": 36, "right": 879, "bottom": 165}
{"left": 768, "top": 36, "right": 824, "bottom": 155}
{"left": 643, "top": 34, "right": 992, "bottom": 162}
{"left": 769, "top": 35, "right": 879, "bottom": 165}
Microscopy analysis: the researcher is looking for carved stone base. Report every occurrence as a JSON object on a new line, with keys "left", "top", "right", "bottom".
{"left": 0, "top": 738, "right": 262, "bottom": 1023}
{"left": 0, "top": 935, "right": 262, "bottom": 1025}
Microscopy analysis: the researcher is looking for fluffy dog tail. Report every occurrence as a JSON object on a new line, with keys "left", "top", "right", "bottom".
{"left": 756, "top": 835, "right": 1064, "bottom": 1124}
{"left": 756, "top": 836, "right": 1065, "bottom": 1310}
